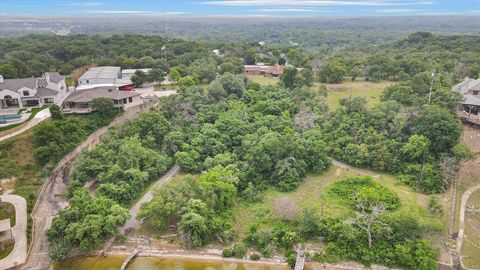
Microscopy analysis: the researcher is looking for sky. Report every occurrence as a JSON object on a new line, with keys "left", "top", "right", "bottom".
{"left": 0, "top": 0, "right": 479, "bottom": 17}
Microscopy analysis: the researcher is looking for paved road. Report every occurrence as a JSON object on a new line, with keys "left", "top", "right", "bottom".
{"left": 0, "top": 108, "right": 50, "bottom": 143}
{"left": 22, "top": 171, "right": 68, "bottom": 270}
{"left": 0, "top": 195, "right": 27, "bottom": 270}
{"left": 119, "top": 165, "right": 180, "bottom": 234}
{"left": 456, "top": 183, "right": 480, "bottom": 252}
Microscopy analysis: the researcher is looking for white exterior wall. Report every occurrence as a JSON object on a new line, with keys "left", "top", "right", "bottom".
{"left": 18, "top": 86, "right": 36, "bottom": 98}
{"left": 0, "top": 89, "right": 21, "bottom": 100}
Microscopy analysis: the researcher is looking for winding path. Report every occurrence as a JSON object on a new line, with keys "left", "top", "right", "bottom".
{"left": 0, "top": 195, "right": 27, "bottom": 270}
{"left": 332, "top": 159, "right": 380, "bottom": 178}
{"left": 119, "top": 165, "right": 180, "bottom": 235}
{"left": 456, "top": 183, "right": 480, "bottom": 252}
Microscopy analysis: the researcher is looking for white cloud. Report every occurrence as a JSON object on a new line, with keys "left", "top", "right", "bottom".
{"left": 417, "top": 11, "right": 460, "bottom": 15}
{"left": 82, "top": 10, "right": 149, "bottom": 14}
{"left": 375, "top": 9, "right": 419, "bottom": 13}
{"left": 203, "top": 0, "right": 434, "bottom": 6}
{"left": 256, "top": 8, "right": 328, "bottom": 12}
{"left": 78, "top": 2, "right": 105, "bottom": 6}
{"left": 80, "top": 10, "right": 190, "bottom": 15}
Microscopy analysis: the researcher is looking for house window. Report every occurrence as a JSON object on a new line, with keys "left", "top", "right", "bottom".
{"left": 86, "top": 80, "right": 89, "bottom": 83}
{"left": 114, "top": 100, "right": 118, "bottom": 105}
{"left": 23, "top": 91, "right": 29, "bottom": 96}
{"left": 44, "top": 98, "right": 54, "bottom": 104}
{"left": 123, "top": 98, "right": 127, "bottom": 104}
{"left": 473, "top": 91, "right": 479, "bottom": 95}
{"left": 129, "top": 97, "right": 133, "bottom": 103}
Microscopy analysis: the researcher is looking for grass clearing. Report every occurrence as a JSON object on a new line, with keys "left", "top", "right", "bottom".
{"left": 234, "top": 164, "right": 440, "bottom": 238}
{"left": 246, "top": 75, "right": 280, "bottom": 86}
{"left": 318, "top": 81, "right": 394, "bottom": 111}
{"left": 461, "top": 190, "right": 480, "bottom": 269}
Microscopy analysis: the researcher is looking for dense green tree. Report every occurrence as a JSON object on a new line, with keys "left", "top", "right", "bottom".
{"left": 319, "top": 61, "right": 347, "bottom": 83}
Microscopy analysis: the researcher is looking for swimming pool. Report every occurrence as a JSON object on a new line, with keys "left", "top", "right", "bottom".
{"left": 0, "top": 114, "right": 22, "bottom": 124}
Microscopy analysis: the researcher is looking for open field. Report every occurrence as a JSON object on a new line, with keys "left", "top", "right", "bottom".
{"left": 246, "top": 75, "right": 280, "bottom": 86}
{"left": 234, "top": 164, "right": 440, "bottom": 238}
{"left": 461, "top": 190, "right": 480, "bottom": 269}
{"left": 319, "top": 81, "right": 394, "bottom": 111}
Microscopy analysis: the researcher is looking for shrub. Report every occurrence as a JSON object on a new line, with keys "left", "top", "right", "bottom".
{"left": 49, "top": 105, "right": 62, "bottom": 120}
{"left": 328, "top": 176, "right": 400, "bottom": 210}
{"left": 232, "top": 242, "right": 247, "bottom": 258}
{"left": 222, "top": 248, "right": 233, "bottom": 257}
{"left": 250, "top": 253, "right": 261, "bottom": 261}
{"left": 287, "top": 252, "right": 297, "bottom": 268}
{"left": 116, "top": 235, "right": 127, "bottom": 244}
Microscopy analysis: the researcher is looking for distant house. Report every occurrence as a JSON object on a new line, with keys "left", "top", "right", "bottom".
{"left": 76, "top": 66, "right": 133, "bottom": 91}
{"left": 63, "top": 87, "right": 142, "bottom": 114}
{"left": 244, "top": 65, "right": 284, "bottom": 77}
{"left": 0, "top": 73, "right": 68, "bottom": 111}
{"left": 452, "top": 78, "right": 480, "bottom": 125}
{"left": 0, "top": 219, "right": 12, "bottom": 242}
{"left": 121, "top": 68, "right": 152, "bottom": 81}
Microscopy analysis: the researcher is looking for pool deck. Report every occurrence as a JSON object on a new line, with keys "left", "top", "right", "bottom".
{"left": 0, "top": 108, "right": 50, "bottom": 142}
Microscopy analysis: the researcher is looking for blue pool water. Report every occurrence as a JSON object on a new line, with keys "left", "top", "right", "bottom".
{"left": 0, "top": 114, "right": 22, "bottom": 124}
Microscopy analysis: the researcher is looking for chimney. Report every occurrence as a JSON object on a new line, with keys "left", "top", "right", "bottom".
{"left": 45, "top": 73, "right": 50, "bottom": 83}
{"left": 0, "top": 75, "right": 3, "bottom": 83}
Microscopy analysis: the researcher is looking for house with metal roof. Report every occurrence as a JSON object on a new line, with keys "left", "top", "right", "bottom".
{"left": 76, "top": 66, "right": 133, "bottom": 91}
{"left": 452, "top": 78, "right": 480, "bottom": 125}
{"left": 63, "top": 87, "right": 142, "bottom": 114}
{"left": 0, "top": 73, "right": 69, "bottom": 112}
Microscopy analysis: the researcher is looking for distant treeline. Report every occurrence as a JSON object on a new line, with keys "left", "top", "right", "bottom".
{"left": 0, "top": 32, "right": 478, "bottom": 85}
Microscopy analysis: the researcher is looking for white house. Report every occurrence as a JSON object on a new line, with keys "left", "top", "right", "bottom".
{"left": 77, "top": 66, "right": 132, "bottom": 91}
{"left": 0, "top": 73, "right": 69, "bottom": 111}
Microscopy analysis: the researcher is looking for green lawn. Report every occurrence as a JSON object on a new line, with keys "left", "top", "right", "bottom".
{"left": 246, "top": 75, "right": 280, "bottom": 86}
{"left": 461, "top": 190, "right": 480, "bottom": 269}
{"left": 318, "top": 81, "right": 394, "bottom": 111}
{"left": 0, "top": 240, "right": 14, "bottom": 260}
{"left": 234, "top": 164, "right": 441, "bottom": 238}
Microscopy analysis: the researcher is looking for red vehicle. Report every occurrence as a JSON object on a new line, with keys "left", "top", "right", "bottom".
{"left": 119, "top": 84, "right": 134, "bottom": 91}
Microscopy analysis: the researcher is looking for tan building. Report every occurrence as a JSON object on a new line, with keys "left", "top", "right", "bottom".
{"left": 244, "top": 65, "right": 285, "bottom": 77}
{"left": 63, "top": 87, "right": 142, "bottom": 114}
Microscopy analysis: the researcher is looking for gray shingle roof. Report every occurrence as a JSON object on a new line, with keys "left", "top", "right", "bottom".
{"left": 65, "top": 88, "right": 140, "bottom": 103}
{"left": 48, "top": 73, "right": 64, "bottom": 84}
{"left": 0, "top": 73, "right": 65, "bottom": 92}
{"left": 453, "top": 78, "right": 480, "bottom": 94}
{"left": 0, "top": 78, "right": 37, "bottom": 91}
{"left": 462, "top": 95, "right": 480, "bottom": 106}
{"left": 36, "top": 87, "right": 58, "bottom": 97}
